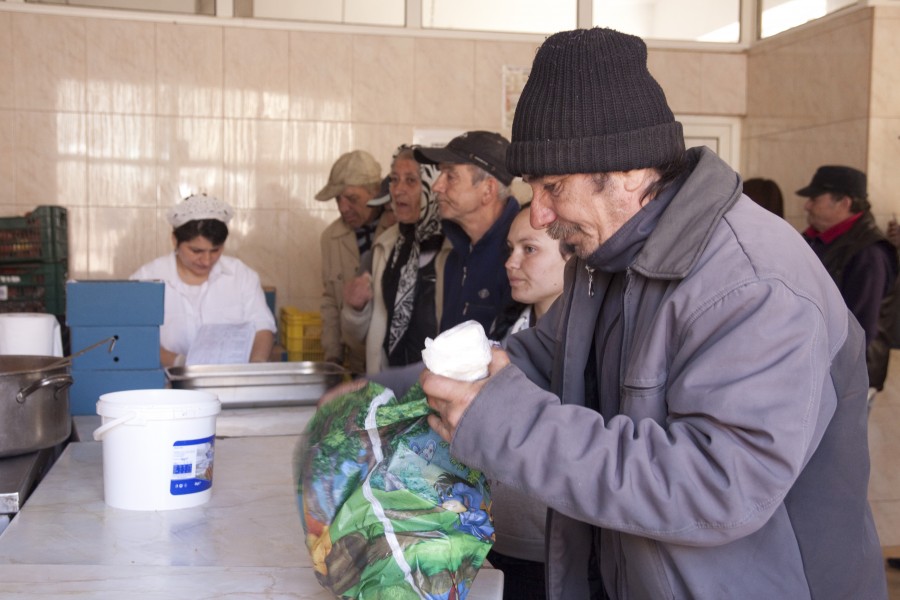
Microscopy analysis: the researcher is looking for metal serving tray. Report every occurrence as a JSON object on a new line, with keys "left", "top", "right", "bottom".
{"left": 165, "top": 361, "right": 347, "bottom": 408}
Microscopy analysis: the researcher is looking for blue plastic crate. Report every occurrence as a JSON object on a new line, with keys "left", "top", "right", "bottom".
{"left": 70, "top": 326, "right": 160, "bottom": 370}
{"left": 68, "top": 368, "right": 166, "bottom": 416}
{"left": 67, "top": 280, "right": 164, "bottom": 326}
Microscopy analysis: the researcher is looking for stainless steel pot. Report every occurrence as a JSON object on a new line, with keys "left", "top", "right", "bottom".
{"left": 0, "top": 355, "right": 73, "bottom": 458}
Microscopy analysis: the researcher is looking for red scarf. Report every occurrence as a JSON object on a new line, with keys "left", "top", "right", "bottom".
{"left": 803, "top": 212, "right": 863, "bottom": 244}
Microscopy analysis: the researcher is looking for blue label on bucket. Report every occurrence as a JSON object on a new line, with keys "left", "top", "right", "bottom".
{"left": 170, "top": 435, "right": 215, "bottom": 496}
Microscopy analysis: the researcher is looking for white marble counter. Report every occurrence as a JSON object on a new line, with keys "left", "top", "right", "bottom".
{"left": 0, "top": 435, "right": 502, "bottom": 599}
{"left": 0, "top": 564, "right": 337, "bottom": 599}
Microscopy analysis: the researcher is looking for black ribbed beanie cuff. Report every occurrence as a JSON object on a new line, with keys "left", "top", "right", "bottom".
{"left": 507, "top": 28, "right": 684, "bottom": 177}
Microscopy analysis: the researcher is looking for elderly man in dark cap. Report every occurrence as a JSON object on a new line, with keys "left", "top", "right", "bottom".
{"left": 799, "top": 165, "right": 899, "bottom": 402}
{"left": 414, "top": 130, "right": 519, "bottom": 334}
{"left": 418, "top": 28, "right": 887, "bottom": 599}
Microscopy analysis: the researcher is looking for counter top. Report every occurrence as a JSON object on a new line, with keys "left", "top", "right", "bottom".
{"left": 0, "top": 435, "right": 502, "bottom": 598}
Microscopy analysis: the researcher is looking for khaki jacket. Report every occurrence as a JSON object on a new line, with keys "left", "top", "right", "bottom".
{"left": 319, "top": 216, "right": 387, "bottom": 373}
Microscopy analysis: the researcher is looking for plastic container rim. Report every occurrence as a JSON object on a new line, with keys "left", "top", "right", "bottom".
{"left": 96, "top": 389, "right": 221, "bottom": 420}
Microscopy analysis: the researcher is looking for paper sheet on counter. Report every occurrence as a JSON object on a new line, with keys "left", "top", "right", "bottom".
{"left": 186, "top": 323, "right": 254, "bottom": 365}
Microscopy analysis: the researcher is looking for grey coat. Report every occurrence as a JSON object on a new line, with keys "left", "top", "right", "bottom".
{"left": 450, "top": 148, "right": 887, "bottom": 599}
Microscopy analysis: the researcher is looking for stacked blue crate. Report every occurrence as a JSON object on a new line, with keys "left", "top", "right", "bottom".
{"left": 66, "top": 281, "right": 166, "bottom": 415}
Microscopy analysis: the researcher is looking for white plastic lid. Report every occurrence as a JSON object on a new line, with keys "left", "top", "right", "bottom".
{"left": 96, "top": 389, "right": 221, "bottom": 420}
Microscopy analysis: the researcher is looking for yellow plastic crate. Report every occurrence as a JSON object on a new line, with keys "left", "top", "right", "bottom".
{"left": 279, "top": 307, "right": 325, "bottom": 362}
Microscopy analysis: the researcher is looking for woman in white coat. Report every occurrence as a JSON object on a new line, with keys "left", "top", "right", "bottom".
{"left": 130, "top": 194, "right": 276, "bottom": 367}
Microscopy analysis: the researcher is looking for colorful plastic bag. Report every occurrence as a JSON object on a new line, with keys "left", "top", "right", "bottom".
{"left": 296, "top": 381, "right": 494, "bottom": 599}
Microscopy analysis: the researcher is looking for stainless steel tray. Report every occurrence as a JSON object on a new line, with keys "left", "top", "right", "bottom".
{"left": 165, "top": 361, "right": 347, "bottom": 408}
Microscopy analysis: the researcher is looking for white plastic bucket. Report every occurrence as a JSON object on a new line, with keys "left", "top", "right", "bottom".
{"left": 0, "top": 312, "right": 63, "bottom": 356}
{"left": 93, "top": 389, "right": 221, "bottom": 511}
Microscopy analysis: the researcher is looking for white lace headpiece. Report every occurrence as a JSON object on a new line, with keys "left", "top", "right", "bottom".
{"left": 166, "top": 194, "right": 234, "bottom": 228}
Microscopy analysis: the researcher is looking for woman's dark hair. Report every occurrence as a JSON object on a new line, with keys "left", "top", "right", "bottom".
{"left": 173, "top": 219, "right": 229, "bottom": 246}
{"left": 742, "top": 177, "right": 785, "bottom": 218}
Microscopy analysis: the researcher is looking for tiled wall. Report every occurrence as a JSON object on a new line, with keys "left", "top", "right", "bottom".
{"left": 745, "top": 5, "right": 900, "bottom": 231}
{"left": 869, "top": 5, "right": 900, "bottom": 223}
{"left": 0, "top": 7, "right": 748, "bottom": 315}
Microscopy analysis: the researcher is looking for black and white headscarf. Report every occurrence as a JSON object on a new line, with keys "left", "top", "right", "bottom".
{"left": 384, "top": 149, "right": 442, "bottom": 354}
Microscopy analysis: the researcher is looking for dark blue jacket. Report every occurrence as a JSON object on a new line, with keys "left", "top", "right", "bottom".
{"left": 440, "top": 196, "right": 519, "bottom": 333}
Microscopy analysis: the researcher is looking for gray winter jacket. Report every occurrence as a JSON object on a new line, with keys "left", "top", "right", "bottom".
{"left": 450, "top": 148, "right": 887, "bottom": 599}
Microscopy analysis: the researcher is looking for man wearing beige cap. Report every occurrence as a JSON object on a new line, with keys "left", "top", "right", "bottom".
{"left": 316, "top": 150, "right": 388, "bottom": 373}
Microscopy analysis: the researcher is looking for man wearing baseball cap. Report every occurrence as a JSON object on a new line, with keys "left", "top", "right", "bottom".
{"left": 418, "top": 28, "right": 886, "bottom": 599}
{"left": 414, "top": 130, "right": 519, "bottom": 333}
{"left": 316, "top": 150, "right": 388, "bottom": 373}
{"left": 799, "top": 165, "right": 898, "bottom": 403}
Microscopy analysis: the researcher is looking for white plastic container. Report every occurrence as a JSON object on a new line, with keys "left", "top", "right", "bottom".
{"left": 0, "top": 312, "right": 63, "bottom": 356}
{"left": 93, "top": 389, "right": 221, "bottom": 511}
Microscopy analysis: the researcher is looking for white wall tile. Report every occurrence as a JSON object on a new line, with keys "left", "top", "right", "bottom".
{"left": 223, "top": 28, "right": 290, "bottom": 120}
{"left": 13, "top": 13, "right": 86, "bottom": 113}
{"left": 0, "top": 13, "right": 13, "bottom": 110}
{"left": 157, "top": 23, "right": 224, "bottom": 118}
{"left": 86, "top": 18, "right": 156, "bottom": 115}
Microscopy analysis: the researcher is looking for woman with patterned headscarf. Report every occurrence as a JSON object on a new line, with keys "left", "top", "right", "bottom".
{"left": 341, "top": 145, "right": 450, "bottom": 374}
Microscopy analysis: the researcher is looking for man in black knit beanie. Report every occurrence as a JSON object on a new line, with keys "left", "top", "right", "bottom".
{"left": 421, "top": 27, "right": 887, "bottom": 600}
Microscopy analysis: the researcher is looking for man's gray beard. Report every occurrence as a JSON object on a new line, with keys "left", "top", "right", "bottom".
{"left": 547, "top": 220, "right": 582, "bottom": 258}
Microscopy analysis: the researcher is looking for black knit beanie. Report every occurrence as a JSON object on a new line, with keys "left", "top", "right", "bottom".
{"left": 507, "top": 28, "right": 684, "bottom": 177}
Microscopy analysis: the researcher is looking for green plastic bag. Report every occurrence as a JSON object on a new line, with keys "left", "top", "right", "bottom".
{"left": 296, "top": 382, "right": 494, "bottom": 599}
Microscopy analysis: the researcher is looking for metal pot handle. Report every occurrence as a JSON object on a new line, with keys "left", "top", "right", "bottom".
{"left": 1, "top": 337, "right": 117, "bottom": 378}
{"left": 16, "top": 374, "right": 74, "bottom": 404}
